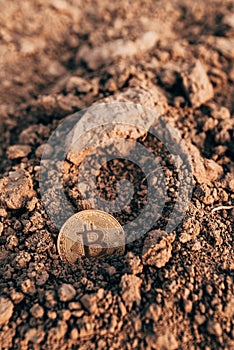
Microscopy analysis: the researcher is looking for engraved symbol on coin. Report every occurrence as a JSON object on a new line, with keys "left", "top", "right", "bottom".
{"left": 57, "top": 209, "right": 125, "bottom": 264}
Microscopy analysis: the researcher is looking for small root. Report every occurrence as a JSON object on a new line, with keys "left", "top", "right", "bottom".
{"left": 211, "top": 205, "right": 234, "bottom": 213}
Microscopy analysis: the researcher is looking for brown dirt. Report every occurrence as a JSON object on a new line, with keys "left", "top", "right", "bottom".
{"left": 0, "top": 1, "right": 233, "bottom": 349}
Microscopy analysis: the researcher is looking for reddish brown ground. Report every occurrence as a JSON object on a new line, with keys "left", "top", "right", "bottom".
{"left": 0, "top": 1, "right": 233, "bottom": 349}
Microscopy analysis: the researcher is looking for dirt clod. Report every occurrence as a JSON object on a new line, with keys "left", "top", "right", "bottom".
{"left": 142, "top": 230, "right": 175, "bottom": 268}
{"left": 0, "top": 169, "right": 35, "bottom": 209}
{"left": 181, "top": 60, "right": 214, "bottom": 108}
{"left": 120, "top": 274, "right": 142, "bottom": 310}
{"left": 58, "top": 284, "right": 76, "bottom": 302}
{"left": 0, "top": 297, "right": 14, "bottom": 325}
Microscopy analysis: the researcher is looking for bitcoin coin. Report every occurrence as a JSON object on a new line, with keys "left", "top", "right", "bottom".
{"left": 57, "top": 210, "right": 125, "bottom": 264}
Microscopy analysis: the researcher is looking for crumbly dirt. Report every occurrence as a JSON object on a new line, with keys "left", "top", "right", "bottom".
{"left": 0, "top": 1, "right": 234, "bottom": 349}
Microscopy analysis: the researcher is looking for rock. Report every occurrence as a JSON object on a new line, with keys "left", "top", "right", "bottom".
{"left": 181, "top": 60, "right": 214, "bottom": 108}
{"left": 0, "top": 169, "right": 35, "bottom": 209}
{"left": 207, "top": 320, "right": 222, "bottom": 337}
{"left": 186, "top": 142, "right": 214, "bottom": 185}
{"left": 80, "top": 293, "right": 97, "bottom": 314}
{"left": 6, "top": 145, "right": 31, "bottom": 159}
{"left": 142, "top": 230, "right": 175, "bottom": 268}
{"left": 204, "top": 159, "right": 223, "bottom": 181}
{"left": 76, "top": 31, "right": 159, "bottom": 70}
{"left": 146, "top": 332, "right": 178, "bottom": 350}
{"left": 0, "top": 297, "right": 14, "bottom": 325}
{"left": 120, "top": 274, "right": 142, "bottom": 310}
{"left": 58, "top": 283, "right": 76, "bottom": 302}
{"left": 30, "top": 304, "right": 44, "bottom": 318}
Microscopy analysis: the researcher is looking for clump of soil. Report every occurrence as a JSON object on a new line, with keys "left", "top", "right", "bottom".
{"left": 0, "top": 1, "right": 233, "bottom": 349}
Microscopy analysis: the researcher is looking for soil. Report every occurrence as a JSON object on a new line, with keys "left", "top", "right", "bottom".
{"left": 0, "top": 1, "right": 234, "bottom": 349}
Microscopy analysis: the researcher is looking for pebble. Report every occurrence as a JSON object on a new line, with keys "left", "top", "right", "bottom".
{"left": 181, "top": 60, "right": 214, "bottom": 108}
{"left": 207, "top": 320, "right": 222, "bottom": 337}
{"left": 6, "top": 145, "right": 31, "bottom": 159}
{"left": 58, "top": 283, "right": 76, "bottom": 302}
{"left": 30, "top": 304, "right": 44, "bottom": 318}
{"left": 0, "top": 297, "right": 14, "bottom": 325}
{"left": 80, "top": 293, "right": 97, "bottom": 314}
{"left": 204, "top": 159, "right": 223, "bottom": 181}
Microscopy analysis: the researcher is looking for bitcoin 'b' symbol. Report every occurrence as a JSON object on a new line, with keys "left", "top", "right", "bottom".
{"left": 80, "top": 223, "right": 107, "bottom": 257}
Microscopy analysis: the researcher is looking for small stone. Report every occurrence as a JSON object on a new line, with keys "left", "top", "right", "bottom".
{"left": 204, "top": 159, "right": 223, "bottom": 181}
{"left": 10, "top": 290, "right": 24, "bottom": 304}
{"left": 68, "top": 301, "right": 82, "bottom": 310}
{"left": 66, "top": 76, "right": 92, "bottom": 93}
{"left": 36, "top": 270, "right": 49, "bottom": 286}
{"left": 0, "top": 297, "right": 14, "bottom": 325}
{"left": 6, "top": 145, "right": 31, "bottom": 159}
{"left": 194, "top": 313, "right": 206, "bottom": 325}
{"left": 142, "top": 230, "right": 175, "bottom": 268}
{"left": 30, "top": 304, "right": 44, "bottom": 318}
{"left": 184, "top": 299, "right": 193, "bottom": 313}
{"left": 35, "top": 144, "right": 53, "bottom": 159}
{"left": 26, "top": 197, "right": 38, "bottom": 212}
{"left": 181, "top": 60, "right": 214, "bottom": 108}
{"left": 70, "top": 328, "right": 79, "bottom": 340}
{"left": 21, "top": 279, "right": 36, "bottom": 296}
{"left": 47, "top": 311, "right": 57, "bottom": 319}
{"left": 0, "top": 208, "right": 7, "bottom": 217}
{"left": 120, "top": 274, "right": 142, "bottom": 310}
{"left": 58, "top": 283, "right": 76, "bottom": 302}
{"left": 80, "top": 293, "right": 97, "bottom": 314}
{"left": 207, "top": 320, "right": 222, "bottom": 337}
{"left": 25, "top": 328, "right": 45, "bottom": 344}
{"left": 211, "top": 106, "right": 230, "bottom": 120}
{"left": 59, "top": 309, "right": 71, "bottom": 321}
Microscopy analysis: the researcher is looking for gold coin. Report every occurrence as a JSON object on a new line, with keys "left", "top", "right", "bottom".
{"left": 57, "top": 210, "right": 125, "bottom": 264}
